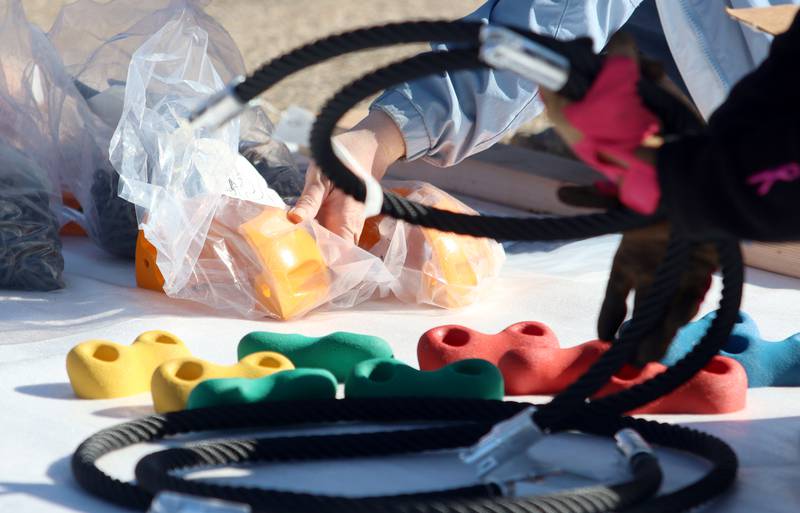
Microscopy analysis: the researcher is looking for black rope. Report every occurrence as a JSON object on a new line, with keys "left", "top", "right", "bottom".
{"left": 133, "top": 422, "right": 661, "bottom": 513}
{"left": 308, "top": 47, "right": 651, "bottom": 237}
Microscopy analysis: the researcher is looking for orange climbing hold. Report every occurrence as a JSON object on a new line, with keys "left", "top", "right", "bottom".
{"left": 359, "top": 182, "right": 504, "bottom": 308}
{"left": 135, "top": 205, "right": 330, "bottom": 320}
{"left": 60, "top": 192, "right": 88, "bottom": 236}
{"left": 135, "top": 230, "right": 165, "bottom": 292}
{"left": 238, "top": 207, "right": 330, "bottom": 320}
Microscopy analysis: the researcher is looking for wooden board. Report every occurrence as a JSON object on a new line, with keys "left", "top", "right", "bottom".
{"left": 742, "top": 242, "right": 800, "bottom": 278}
{"left": 386, "top": 144, "right": 602, "bottom": 216}
{"left": 727, "top": 5, "right": 799, "bottom": 35}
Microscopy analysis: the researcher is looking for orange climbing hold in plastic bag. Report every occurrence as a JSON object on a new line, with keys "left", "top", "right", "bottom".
{"left": 359, "top": 181, "right": 504, "bottom": 308}
{"left": 238, "top": 206, "right": 330, "bottom": 320}
{"left": 135, "top": 231, "right": 164, "bottom": 292}
{"left": 60, "top": 193, "right": 88, "bottom": 236}
{"left": 135, "top": 200, "right": 331, "bottom": 320}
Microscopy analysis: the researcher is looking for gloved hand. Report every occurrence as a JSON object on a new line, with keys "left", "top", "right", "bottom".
{"left": 559, "top": 185, "right": 717, "bottom": 364}
{"left": 540, "top": 34, "right": 689, "bottom": 215}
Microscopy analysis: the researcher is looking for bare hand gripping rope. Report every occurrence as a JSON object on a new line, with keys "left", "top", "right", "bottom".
{"left": 72, "top": 21, "right": 742, "bottom": 513}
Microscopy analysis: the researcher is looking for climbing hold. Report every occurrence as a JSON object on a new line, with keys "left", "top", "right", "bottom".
{"left": 418, "top": 321, "right": 607, "bottom": 394}
{"left": 186, "top": 368, "right": 337, "bottom": 410}
{"left": 150, "top": 352, "right": 294, "bottom": 413}
{"left": 66, "top": 331, "right": 191, "bottom": 399}
{"left": 663, "top": 310, "right": 800, "bottom": 387}
{"left": 60, "top": 192, "right": 88, "bottom": 236}
{"left": 419, "top": 322, "right": 747, "bottom": 413}
{"left": 595, "top": 356, "right": 747, "bottom": 414}
{"left": 345, "top": 358, "right": 504, "bottom": 400}
{"left": 238, "top": 331, "right": 393, "bottom": 382}
{"left": 238, "top": 207, "right": 330, "bottom": 320}
{"left": 135, "top": 231, "right": 165, "bottom": 292}
{"left": 359, "top": 182, "right": 504, "bottom": 309}
{"left": 135, "top": 206, "right": 331, "bottom": 320}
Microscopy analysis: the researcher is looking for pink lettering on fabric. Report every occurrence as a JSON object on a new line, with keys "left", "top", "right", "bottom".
{"left": 747, "top": 162, "right": 800, "bottom": 196}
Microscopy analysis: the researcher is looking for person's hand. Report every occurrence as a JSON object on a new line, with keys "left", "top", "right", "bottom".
{"left": 288, "top": 110, "right": 406, "bottom": 243}
{"left": 559, "top": 185, "right": 717, "bottom": 364}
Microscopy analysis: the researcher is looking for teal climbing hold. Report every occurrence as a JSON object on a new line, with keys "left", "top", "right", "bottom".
{"left": 238, "top": 331, "right": 393, "bottom": 382}
{"left": 663, "top": 310, "right": 800, "bottom": 387}
{"left": 186, "top": 369, "right": 337, "bottom": 410}
{"left": 345, "top": 358, "right": 504, "bottom": 400}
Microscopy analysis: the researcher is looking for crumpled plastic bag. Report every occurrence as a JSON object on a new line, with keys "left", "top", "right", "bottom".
{"left": 238, "top": 107, "right": 304, "bottom": 205}
{"left": 359, "top": 181, "right": 506, "bottom": 309}
{"left": 1, "top": 0, "right": 132, "bottom": 260}
{"left": 110, "top": 5, "right": 389, "bottom": 320}
{"left": 0, "top": 0, "right": 73, "bottom": 290}
{"left": 47, "top": 0, "right": 303, "bottom": 258}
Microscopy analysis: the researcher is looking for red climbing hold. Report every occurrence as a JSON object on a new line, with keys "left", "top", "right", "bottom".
{"left": 418, "top": 322, "right": 747, "bottom": 414}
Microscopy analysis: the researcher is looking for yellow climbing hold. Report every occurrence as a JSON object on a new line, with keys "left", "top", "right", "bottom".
{"left": 150, "top": 351, "right": 294, "bottom": 413}
{"left": 66, "top": 331, "right": 191, "bottom": 399}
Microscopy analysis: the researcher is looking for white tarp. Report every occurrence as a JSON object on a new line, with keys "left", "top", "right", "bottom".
{"left": 2, "top": 197, "right": 800, "bottom": 512}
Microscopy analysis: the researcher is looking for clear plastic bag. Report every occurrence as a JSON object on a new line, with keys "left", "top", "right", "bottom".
{"left": 0, "top": 0, "right": 72, "bottom": 290}
{"left": 1, "top": 0, "right": 128, "bottom": 259}
{"left": 47, "top": 0, "right": 303, "bottom": 257}
{"left": 239, "top": 107, "right": 304, "bottom": 205}
{"left": 359, "top": 181, "right": 506, "bottom": 309}
{"left": 0, "top": 144, "right": 64, "bottom": 291}
{"left": 110, "top": 5, "right": 389, "bottom": 320}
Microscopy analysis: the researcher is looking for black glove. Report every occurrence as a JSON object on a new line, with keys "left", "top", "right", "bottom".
{"left": 559, "top": 185, "right": 717, "bottom": 364}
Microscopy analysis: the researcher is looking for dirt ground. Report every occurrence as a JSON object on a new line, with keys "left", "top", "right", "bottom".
{"left": 21, "top": 0, "right": 483, "bottom": 113}
{"left": 21, "top": 0, "right": 546, "bottom": 138}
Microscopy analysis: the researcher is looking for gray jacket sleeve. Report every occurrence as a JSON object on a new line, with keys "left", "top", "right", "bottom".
{"left": 370, "top": 0, "right": 643, "bottom": 167}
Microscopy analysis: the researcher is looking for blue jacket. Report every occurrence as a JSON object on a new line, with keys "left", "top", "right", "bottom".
{"left": 371, "top": 0, "right": 798, "bottom": 167}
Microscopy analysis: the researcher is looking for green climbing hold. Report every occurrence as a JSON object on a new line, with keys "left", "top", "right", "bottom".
{"left": 186, "top": 368, "right": 337, "bottom": 410}
{"left": 238, "top": 331, "right": 393, "bottom": 382}
{"left": 345, "top": 358, "right": 504, "bottom": 400}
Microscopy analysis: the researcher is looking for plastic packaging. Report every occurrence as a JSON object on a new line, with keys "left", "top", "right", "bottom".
{"left": 0, "top": 0, "right": 71, "bottom": 290}
{"left": 239, "top": 107, "right": 304, "bottom": 205}
{"left": 3, "top": 0, "right": 131, "bottom": 260}
{"left": 359, "top": 181, "right": 505, "bottom": 308}
{"left": 110, "top": 6, "right": 389, "bottom": 320}
{"left": 47, "top": 0, "right": 303, "bottom": 257}
{"left": 0, "top": 144, "right": 64, "bottom": 291}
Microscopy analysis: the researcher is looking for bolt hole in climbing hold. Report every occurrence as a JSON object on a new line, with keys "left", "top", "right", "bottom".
{"left": 453, "top": 361, "right": 485, "bottom": 376}
{"left": 92, "top": 345, "right": 119, "bottom": 362}
{"left": 144, "top": 259, "right": 150, "bottom": 268}
{"left": 614, "top": 366, "right": 643, "bottom": 381}
{"left": 724, "top": 334, "right": 750, "bottom": 354}
{"left": 519, "top": 323, "right": 546, "bottom": 336}
{"left": 258, "top": 356, "right": 282, "bottom": 368}
{"left": 155, "top": 334, "right": 178, "bottom": 345}
{"left": 704, "top": 359, "right": 730, "bottom": 375}
{"left": 175, "top": 361, "right": 204, "bottom": 381}
{"left": 442, "top": 328, "right": 470, "bottom": 347}
{"left": 368, "top": 362, "right": 395, "bottom": 382}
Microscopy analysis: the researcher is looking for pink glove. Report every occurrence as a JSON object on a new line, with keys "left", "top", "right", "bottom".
{"left": 564, "top": 57, "right": 661, "bottom": 214}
